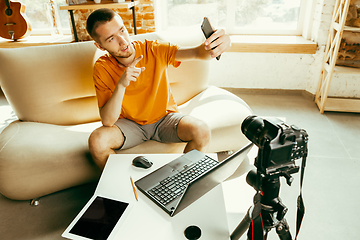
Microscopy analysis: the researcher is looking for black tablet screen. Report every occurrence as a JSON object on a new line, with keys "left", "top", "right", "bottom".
{"left": 70, "top": 196, "right": 129, "bottom": 240}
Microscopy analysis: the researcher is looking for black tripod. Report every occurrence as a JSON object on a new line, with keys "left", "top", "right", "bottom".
{"left": 230, "top": 170, "right": 293, "bottom": 240}
{"left": 232, "top": 115, "right": 308, "bottom": 240}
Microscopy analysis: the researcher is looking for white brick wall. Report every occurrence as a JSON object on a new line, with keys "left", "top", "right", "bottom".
{"left": 210, "top": 0, "right": 360, "bottom": 98}
{"left": 312, "top": 0, "right": 336, "bottom": 46}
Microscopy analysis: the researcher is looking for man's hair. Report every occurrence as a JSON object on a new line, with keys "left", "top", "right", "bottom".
{"left": 86, "top": 8, "right": 117, "bottom": 41}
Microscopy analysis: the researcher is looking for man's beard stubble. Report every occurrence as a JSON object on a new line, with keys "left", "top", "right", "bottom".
{"left": 113, "top": 44, "right": 134, "bottom": 59}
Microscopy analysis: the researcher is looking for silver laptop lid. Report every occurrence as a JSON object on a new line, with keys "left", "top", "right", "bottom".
{"left": 172, "top": 142, "right": 253, "bottom": 216}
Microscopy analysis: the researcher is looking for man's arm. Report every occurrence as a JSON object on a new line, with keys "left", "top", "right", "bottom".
{"left": 175, "top": 28, "right": 231, "bottom": 62}
{"left": 99, "top": 83, "right": 126, "bottom": 127}
{"left": 99, "top": 55, "right": 145, "bottom": 127}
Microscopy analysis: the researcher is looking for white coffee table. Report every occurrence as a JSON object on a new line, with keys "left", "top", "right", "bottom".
{"left": 94, "top": 153, "right": 231, "bottom": 240}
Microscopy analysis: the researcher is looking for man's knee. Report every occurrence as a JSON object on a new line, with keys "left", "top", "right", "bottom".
{"left": 179, "top": 117, "right": 211, "bottom": 144}
{"left": 88, "top": 126, "right": 124, "bottom": 153}
{"left": 193, "top": 120, "right": 211, "bottom": 144}
{"left": 88, "top": 128, "right": 101, "bottom": 149}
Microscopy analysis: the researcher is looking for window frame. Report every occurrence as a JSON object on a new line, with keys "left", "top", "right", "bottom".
{"left": 19, "top": 0, "right": 71, "bottom": 36}
{"left": 155, "top": 0, "right": 314, "bottom": 37}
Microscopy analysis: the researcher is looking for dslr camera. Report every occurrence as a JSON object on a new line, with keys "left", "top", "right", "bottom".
{"left": 241, "top": 115, "right": 308, "bottom": 185}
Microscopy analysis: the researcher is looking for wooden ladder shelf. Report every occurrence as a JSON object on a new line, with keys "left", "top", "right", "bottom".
{"left": 315, "top": 0, "right": 360, "bottom": 113}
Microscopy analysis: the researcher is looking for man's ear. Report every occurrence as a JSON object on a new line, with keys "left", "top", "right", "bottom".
{"left": 94, "top": 41, "right": 105, "bottom": 51}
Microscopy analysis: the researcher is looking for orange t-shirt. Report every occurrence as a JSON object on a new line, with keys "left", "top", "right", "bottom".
{"left": 93, "top": 40, "right": 181, "bottom": 125}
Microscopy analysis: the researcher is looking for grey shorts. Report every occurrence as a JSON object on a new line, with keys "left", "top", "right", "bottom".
{"left": 114, "top": 113, "right": 186, "bottom": 150}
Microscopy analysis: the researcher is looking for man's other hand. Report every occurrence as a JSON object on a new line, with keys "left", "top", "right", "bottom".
{"left": 119, "top": 55, "right": 146, "bottom": 88}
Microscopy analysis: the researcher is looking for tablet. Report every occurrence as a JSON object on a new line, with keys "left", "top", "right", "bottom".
{"left": 62, "top": 195, "right": 133, "bottom": 240}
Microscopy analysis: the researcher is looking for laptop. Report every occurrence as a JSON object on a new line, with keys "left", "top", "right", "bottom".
{"left": 135, "top": 142, "right": 253, "bottom": 217}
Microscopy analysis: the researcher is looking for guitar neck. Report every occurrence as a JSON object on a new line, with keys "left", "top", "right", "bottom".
{"left": 4, "top": 0, "right": 11, "bottom": 9}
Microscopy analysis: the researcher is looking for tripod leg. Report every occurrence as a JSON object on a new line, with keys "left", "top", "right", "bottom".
{"left": 276, "top": 219, "right": 292, "bottom": 240}
{"left": 230, "top": 208, "right": 251, "bottom": 240}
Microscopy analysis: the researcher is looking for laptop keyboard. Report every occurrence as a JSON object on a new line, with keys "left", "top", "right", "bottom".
{"left": 147, "top": 156, "right": 219, "bottom": 206}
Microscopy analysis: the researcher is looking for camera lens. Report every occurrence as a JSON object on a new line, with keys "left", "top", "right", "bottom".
{"left": 241, "top": 115, "right": 264, "bottom": 147}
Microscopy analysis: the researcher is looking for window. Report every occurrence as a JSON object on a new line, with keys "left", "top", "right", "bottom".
{"left": 19, "top": 0, "right": 70, "bottom": 35}
{"left": 155, "top": 0, "right": 308, "bottom": 35}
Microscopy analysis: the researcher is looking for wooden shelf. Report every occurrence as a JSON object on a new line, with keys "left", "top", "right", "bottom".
{"left": 323, "top": 97, "right": 360, "bottom": 113}
{"left": 334, "top": 65, "right": 360, "bottom": 74}
{"left": 324, "top": 63, "right": 360, "bottom": 74}
{"left": 344, "top": 26, "right": 360, "bottom": 32}
{"left": 60, "top": 0, "right": 139, "bottom": 41}
{"left": 336, "top": 60, "right": 360, "bottom": 69}
{"left": 59, "top": 0, "right": 138, "bottom": 11}
{"left": 0, "top": 35, "right": 73, "bottom": 48}
{"left": 332, "top": 23, "right": 360, "bottom": 32}
{"left": 229, "top": 35, "right": 317, "bottom": 54}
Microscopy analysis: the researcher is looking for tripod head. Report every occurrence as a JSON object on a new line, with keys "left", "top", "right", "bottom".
{"left": 246, "top": 170, "right": 288, "bottom": 222}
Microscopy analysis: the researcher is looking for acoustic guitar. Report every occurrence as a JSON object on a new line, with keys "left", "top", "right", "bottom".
{"left": 0, "top": 0, "right": 31, "bottom": 40}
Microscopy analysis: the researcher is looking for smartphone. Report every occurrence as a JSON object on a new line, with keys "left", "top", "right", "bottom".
{"left": 201, "top": 17, "right": 221, "bottom": 60}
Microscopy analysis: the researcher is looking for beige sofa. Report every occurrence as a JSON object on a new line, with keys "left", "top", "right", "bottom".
{"left": 0, "top": 30, "right": 252, "bottom": 200}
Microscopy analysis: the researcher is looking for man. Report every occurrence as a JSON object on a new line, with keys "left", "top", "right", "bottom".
{"left": 86, "top": 8, "right": 231, "bottom": 169}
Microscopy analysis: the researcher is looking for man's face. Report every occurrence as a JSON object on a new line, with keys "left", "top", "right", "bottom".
{"left": 95, "top": 15, "right": 134, "bottom": 59}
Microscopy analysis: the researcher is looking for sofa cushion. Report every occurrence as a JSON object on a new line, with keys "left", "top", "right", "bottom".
{"left": 0, "top": 42, "right": 101, "bottom": 125}
{"left": 0, "top": 120, "right": 102, "bottom": 200}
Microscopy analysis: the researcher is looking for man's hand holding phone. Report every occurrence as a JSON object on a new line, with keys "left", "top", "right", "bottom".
{"left": 201, "top": 17, "right": 231, "bottom": 60}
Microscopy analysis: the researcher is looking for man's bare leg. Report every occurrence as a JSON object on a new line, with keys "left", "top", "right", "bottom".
{"left": 88, "top": 125, "right": 124, "bottom": 169}
{"left": 177, "top": 116, "right": 211, "bottom": 153}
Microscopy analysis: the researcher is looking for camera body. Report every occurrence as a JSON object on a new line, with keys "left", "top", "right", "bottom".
{"left": 242, "top": 115, "right": 308, "bottom": 183}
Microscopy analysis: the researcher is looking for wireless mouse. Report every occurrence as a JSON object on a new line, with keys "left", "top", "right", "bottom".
{"left": 132, "top": 156, "right": 153, "bottom": 169}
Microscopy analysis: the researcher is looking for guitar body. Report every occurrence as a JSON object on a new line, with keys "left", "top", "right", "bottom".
{"left": 0, "top": 0, "right": 31, "bottom": 40}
